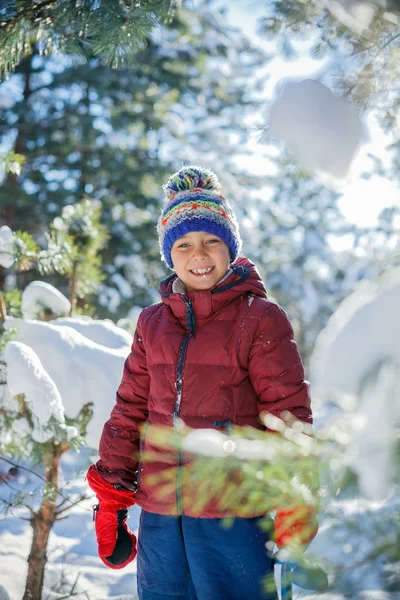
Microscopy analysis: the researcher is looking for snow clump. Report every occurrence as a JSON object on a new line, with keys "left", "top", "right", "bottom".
{"left": 0, "top": 226, "right": 15, "bottom": 269}
{"left": 21, "top": 281, "right": 71, "bottom": 320}
{"left": 5, "top": 341, "right": 77, "bottom": 443}
{"left": 310, "top": 267, "right": 400, "bottom": 500}
{"left": 268, "top": 79, "right": 365, "bottom": 179}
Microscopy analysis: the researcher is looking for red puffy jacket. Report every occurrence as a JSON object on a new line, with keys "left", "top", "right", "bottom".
{"left": 96, "top": 258, "right": 312, "bottom": 518}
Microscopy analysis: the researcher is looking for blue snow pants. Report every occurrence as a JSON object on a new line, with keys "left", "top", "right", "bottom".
{"left": 137, "top": 510, "right": 277, "bottom": 600}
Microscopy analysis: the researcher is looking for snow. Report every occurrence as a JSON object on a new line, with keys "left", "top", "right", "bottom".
{"left": 4, "top": 316, "right": 131, "bottom": 449}
{"left": 21, "top": 281, "right": 71, "bottom": 319}
{"left": 326, "top": 0, "right": 377, "bottom": 33}
{"left": 183, "top": 429, "right": 228, "bottom": 458}
{"left": 298, "top": 280, "right": 320, "bottom": 321}
{"left": 268, "top": 79, "right": 365, "bottom": 179}
{"left": 347, "top": 359, "right": 400, "bottom": 500}
{"left": 54, "top": 316, "right": 132, "bottom": 348}
{"left": 117, "top": 305, "right": 143, "bottom": 333}
{"left": 182, "top": 423, "right": 315, "bottom": 462}
{"left": 311, "top": 267, "right": 400, "bottom": 398}
{"left": 6, "top": 341, "right": 65, "bottom": 436}
{"left": 0, "top": 226, "right": 14, "bottom": 269}
{"left": 310, "top": 267, "right": 400, "bottom": 500}
{"left": 0, "top": 454, "right": 142, "bottom": 600}
{"left": 110, "top": 272, "right": 134, "bottom": 299}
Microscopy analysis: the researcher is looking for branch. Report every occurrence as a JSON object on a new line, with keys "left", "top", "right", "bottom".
{"left": 3, "top": 0, "right": 58, "bottom": 30}
{"left": 379, "top": 30, "right": 400, "bottom": 52}
{"left": 55, "top": 493, "right": 89, "bottom": 518}
{"left": 0, "top": 455, "right": 47, "bottom": 484}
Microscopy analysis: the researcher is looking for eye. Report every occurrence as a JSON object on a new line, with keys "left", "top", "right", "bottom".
{"left": 206, "top": 238, "right": 219, "bottom": 244}
{"left": 177, "top": 242, "right": 190, "bottom": 248}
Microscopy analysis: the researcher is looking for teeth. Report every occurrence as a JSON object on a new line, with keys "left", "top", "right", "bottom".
{"left": 191, "top": 267, "right": 213, "bottom": 274}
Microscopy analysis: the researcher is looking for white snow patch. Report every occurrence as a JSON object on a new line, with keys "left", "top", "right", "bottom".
{"left": 5, "top": 341, "right": 65, "bottom": 443}
{"left": 311, "top": 267, "right": 400, "bottom": 398}
{"left": 54, "top": 316, "right": 132, "bottom": 348}
{"left": 0, "top": 226, "right": 14, "bottom": 269}
{"left": 182, "top": 427, "right": 315, "bottom": 461}
{"left": 183, "top": 429, "right": 228, "bottom": 457}
{"left": 268, "top": 79, "right": 365, "bottom": 179}
{"left": 347, "top": 359, "right": 400, "bottom": 500}
{"left": 310, "top": 267, "right": 400, "bottom": 500}
{"left": 326, "top": 0, "right": 377, "bottom": 33}
{"left": 21, "top": 281, "right": 71, "bottom": 319}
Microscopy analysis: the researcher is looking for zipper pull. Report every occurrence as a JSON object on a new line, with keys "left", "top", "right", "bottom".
{"left": 182, "top": 296, "right": 195, "bottom": 332}
{"left": 92, "top": 503, "right": 99, "bottom": 522}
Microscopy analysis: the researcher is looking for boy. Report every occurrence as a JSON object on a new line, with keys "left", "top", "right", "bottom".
{"left": 87, "top": 165, "right": 317, "bottom": 600}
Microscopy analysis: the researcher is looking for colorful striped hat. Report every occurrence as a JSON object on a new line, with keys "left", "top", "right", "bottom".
{"left": 157, "top": 165, "right": 242, "bottom": 269}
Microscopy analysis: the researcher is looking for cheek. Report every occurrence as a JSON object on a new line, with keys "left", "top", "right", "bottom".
{"left": 219, "top": 247, "right": 231, "bottom": 265}
{"left": 171, "top": 252, "right": 185, "bottom": 271}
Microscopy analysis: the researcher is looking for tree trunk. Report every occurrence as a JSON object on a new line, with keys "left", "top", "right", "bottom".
{"left": 23, "top": 508, "right": 55, "bottom": 600}
{"left": 69, "top": 259, "right": 79, "bottom": 316}
{"left": 22, "top": 444, "right": 65, "bottom": 600}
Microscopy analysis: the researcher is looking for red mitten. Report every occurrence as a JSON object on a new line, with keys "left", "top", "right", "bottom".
{"left": 274, "top": 505, "right": 318, "bottom": 549}
{"left": 86, "top": 465, "right": 137, "bottom": 569}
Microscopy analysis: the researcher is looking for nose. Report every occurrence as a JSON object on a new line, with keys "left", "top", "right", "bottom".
{"left": 191, "top": 244, "right": 208, "bottom": 260}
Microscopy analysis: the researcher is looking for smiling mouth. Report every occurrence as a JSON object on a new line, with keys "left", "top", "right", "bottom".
{"left": 189, "top": 267, "right": 215, "bottom": 276}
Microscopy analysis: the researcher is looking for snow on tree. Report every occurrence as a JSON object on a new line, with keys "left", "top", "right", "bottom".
{"left": 326, "top": 0, "right": 378, "bottom": 33}
{"left": 268, "top": 79, "right": 365, "bottom": 179}
{"left": 21, "top": 281, "right": 71, "bottom": 320}
{"left": 324, "top": 0, "right": 400, "bottom": 34}
{"left": 311, "top": 266, "right": 400, "bottom": 500}
{"left": 306, "top": 267, "right": 400, "bottom": 594}
{"left": 0, "top": 226, "right": 14, "bottom": 269}
{"left": 260, "top": 1, "right": 400, "bottom": 134}
{"left": 5, "top": 341, "right": 77, "bottom": 444}
{"left": 4, "top": 313, "right": 131, "bottom": 450}
{"left": 0, "top": 586, "right": 10, "bottom": 600}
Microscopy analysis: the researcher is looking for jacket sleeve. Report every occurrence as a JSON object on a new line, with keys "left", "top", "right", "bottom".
{"left": 248, "top": 302, "right": 312, "bottom": 425}
{"left": 96, "top": 318, "right": 150, "bottom": 488}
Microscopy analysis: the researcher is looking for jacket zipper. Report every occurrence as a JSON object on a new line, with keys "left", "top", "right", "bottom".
{"left": 174, "top": 295, "right": 196, "bottom": 515}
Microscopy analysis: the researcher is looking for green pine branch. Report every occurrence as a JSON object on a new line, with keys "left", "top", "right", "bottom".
{"left": 0, "top": 0, "right": 178, "bottom": 79}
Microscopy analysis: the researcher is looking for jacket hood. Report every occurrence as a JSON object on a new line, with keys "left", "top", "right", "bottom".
{"left": 159, "top": 257, "right": 267, "bottom": 325}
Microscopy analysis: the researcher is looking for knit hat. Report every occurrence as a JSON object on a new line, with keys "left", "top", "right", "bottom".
{"left": 157, "top": 165, "right": 242, "bottom": 269}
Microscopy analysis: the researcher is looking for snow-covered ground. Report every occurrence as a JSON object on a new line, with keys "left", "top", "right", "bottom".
{"left": 1, "top": 468, "right": 399, "bottom": 600}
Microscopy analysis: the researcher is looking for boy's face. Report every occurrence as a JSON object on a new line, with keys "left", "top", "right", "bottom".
{"left": 171, "top": 231, "right": 231, "bottom": 292}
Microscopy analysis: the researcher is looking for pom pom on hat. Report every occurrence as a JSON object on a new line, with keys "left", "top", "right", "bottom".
{"left": 158, "top": 165, "right": 242, "bottom": 269}
{"left": 163, "top": 165, "right": 221, "bottom": 200}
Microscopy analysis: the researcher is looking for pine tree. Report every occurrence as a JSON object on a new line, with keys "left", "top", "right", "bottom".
{"left": 0, "top": 199, "right": 106, "bottom": 600}
{"left": 0, "top": 3, "right": 268, "bottom": 317}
